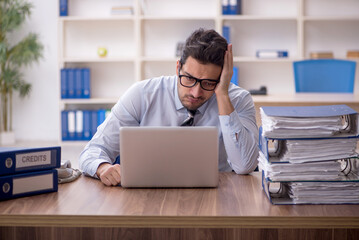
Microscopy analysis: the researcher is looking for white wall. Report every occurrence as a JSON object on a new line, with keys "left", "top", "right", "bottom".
{"left": 11, "top": 0, "right": 59, "bottom": 141}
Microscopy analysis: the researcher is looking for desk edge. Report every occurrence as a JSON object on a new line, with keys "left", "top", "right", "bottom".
{"left": 0, "top": 215, "right": 358, "bottom": 229}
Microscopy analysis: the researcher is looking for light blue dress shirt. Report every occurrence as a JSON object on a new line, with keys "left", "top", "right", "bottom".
{"left": 79, "top": 75, "right": 259, "bottom": 177}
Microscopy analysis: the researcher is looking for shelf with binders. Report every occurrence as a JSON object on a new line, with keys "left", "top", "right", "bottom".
{"left": 60, "top": 62, "right": 134, "bottom": 112}
{"left": 61, "top": 108, "right": 111, "bottom": 142}
{"left": 57, "top": 0, "right": 359, "bottom": 143}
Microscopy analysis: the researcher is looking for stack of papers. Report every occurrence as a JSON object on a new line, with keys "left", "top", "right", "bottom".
{"left": 259, "top": 104, "right": 359, "bottom": 205}
{"left": 258, "top": 151, "right": 345, "bottom": 181}
{"left": 261, "top": 114, "right": 343, "bottom": 138}
{"left": 264, "top": 138, "right": 358, "bottom": 163}
{"left": 286, "top": 181, "right": 359, "bottom": 204}
{"left": 260, "top": 105, "right": 357, "bottom": 138}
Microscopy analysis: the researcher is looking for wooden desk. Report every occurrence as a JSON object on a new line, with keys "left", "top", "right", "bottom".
{"left": 0, "top": 172, "right": 358, "bottom": 240}
{"left": 252, "top": 93, "right": 359, "bottom": 127}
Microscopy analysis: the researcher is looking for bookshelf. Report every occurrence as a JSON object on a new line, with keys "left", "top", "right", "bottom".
{"left": 58, "top": 0, "right": 359, "bottom": 142}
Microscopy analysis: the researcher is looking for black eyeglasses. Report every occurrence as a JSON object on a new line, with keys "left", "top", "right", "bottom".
{"left": 178, "top": 72, "right": 219, "bottom": 91}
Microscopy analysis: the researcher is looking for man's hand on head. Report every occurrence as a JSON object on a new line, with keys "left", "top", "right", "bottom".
{"left": 96, "top": 163, "right": 121, "bottom": 186}
{"left": 215, "top": 44, "right": 235, "bottom": 116}
{"left": 215, "top": 44, "right": 233, "bottom": 97}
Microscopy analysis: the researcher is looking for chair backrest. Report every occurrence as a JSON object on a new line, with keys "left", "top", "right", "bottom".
{"left": 293, "top": 59, "right": 356, "bottom": 93}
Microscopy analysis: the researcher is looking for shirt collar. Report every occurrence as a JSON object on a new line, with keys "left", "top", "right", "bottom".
{"left": 174, "top": 75, "right": 214, "bottom": 115}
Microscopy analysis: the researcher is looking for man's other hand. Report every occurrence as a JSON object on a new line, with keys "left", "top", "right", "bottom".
{"left": 96, "top": 163, "right": 121, "bottom": 186}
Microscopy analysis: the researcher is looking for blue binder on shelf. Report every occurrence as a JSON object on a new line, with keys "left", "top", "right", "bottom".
{"left": 222, "top": 0, "right": 229, "bottom": 15}
{"left": 222, "top": 25, "right": 230, "bottom": 43}
{"left": 61, "top": 111, "right": 69, "bottom": 141}
{"left": 83, "top": 110, "right": 92, "bottom": 140}
{"left": 60, "top": 69, "right": 68, "bottom": 99}
{"left": 97, "top": 109, "right": 107, "bottom": 126}
{"left": 91, "top": 110, "right": 98, "bottom": 138}
{"left": 229, "top": 0, "right": 241, "bottom": 15}
{"left": 59, "top": 0, "right": 68, "bottom": 16}
{"left": 0, "top": 147, "right": 61, "bottom": 176}
{"left": 82, "top": 68, "right": 91, "bottom": 98}
{"left": 0, "top": 169, "right": 58, "bottom": 201}
{"left": 75, "top": 69, "right": 83, "bottom": 98}
{"left": 67, "top": 69, "right": 76, "bottom": 99}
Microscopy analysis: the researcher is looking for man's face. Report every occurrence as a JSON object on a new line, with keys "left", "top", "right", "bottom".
{"left": 176, "top": 56, "right": 222, "bottom": 111}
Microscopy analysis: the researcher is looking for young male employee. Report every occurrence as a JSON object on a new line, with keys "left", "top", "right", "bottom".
{"left": 79, "top": 28, "right": 259, "bottom": 186}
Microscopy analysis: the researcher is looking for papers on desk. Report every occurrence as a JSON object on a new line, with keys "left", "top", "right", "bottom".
{"left": 260, "top": 105, "right": 358, "bottom": 138}
{"left": 260, "top": 137, "right": 358, "bottom": 163}
{"left": 258, "top": 151, "right": 344, "bottom": 181}
{"left": 258, "top": 104, "right": 359, "bottom": 205}
{"left": 262, "top": 165, "right": 359, "bottom": 205}
{"left": 287, "top": 181, "right": 359, "bottom": 204}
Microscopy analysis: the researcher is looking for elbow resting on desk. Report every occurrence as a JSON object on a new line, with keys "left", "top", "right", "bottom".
{"left": 231, "top": 158, "right": 259, "bottom": 175}
{"left": 229, "top": 144, "right": 259, "bottom": 175}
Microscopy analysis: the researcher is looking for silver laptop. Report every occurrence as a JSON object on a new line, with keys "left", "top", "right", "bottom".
{"left": 120, "top": 126, "right": 219, "bottom": 188}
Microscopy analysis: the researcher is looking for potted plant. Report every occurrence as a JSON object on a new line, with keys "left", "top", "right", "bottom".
{"left": 0, "top": 0, "right": 43, "bottom": 144}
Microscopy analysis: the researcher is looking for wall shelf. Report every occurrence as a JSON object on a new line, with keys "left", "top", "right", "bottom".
{"left": 58, "top": 0, "right": 359, "bottom": 142}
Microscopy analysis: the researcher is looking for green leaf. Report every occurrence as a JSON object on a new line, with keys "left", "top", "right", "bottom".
{"left": 2, "top": 66, "right": 30, "bottom": 97}
{"left": 15, "top": 79, "right": 31, "bottom": 97}
{"left": 0, "top": 42, "right": 7, "bottom": 64}
{"left": 2, "top": 67, "right": 22, "bottom": 85}
{"left": 8, "top": 33, "right": 43, "bottom": 66}
{"left": 0, "top": 0, "right": 32, "bottom": 33}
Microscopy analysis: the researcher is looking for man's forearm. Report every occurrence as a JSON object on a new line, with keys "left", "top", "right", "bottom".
{"left": 219, "top": 111, "right": 259, "bottom": 174}
{"left": 216, "top": 93, "right": 234, "bottom": 116}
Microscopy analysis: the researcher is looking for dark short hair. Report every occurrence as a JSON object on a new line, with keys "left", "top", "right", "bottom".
{"left": 180, "top": 28, "right": 228, "bottom": 68}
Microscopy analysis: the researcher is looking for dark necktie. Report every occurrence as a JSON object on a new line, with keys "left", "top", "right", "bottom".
{"left": 181, "top": 110, "right": 197, "bottom": 126}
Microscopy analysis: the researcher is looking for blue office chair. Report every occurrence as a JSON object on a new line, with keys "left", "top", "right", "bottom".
{"left": 293, "top": 59, "right": 356, "bottom": 93}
